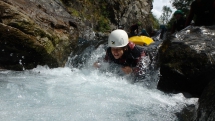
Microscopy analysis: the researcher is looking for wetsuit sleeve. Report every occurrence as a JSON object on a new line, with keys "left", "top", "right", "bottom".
{"left": 185, "top": 2, "right": 195, "bottom": 26}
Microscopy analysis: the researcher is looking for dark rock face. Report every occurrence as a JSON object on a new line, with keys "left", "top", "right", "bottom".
{"left": 157, "top": 26, "right": 215, "bottom": 121}
{"left": 195, "top": 78, "right": 215, "bottom": 121}
{"left": 157, "top": 26, "right": 215, "bottom": 97}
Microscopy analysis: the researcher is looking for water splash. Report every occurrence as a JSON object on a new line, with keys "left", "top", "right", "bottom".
{"left": 0, "top": 66, "right": 198, "bottom": 121}
{"left": 19, "top": 59, "right": 25, "bottom": 71}
{"left": 0, "top": 35, "right": 198, "bottom": 121}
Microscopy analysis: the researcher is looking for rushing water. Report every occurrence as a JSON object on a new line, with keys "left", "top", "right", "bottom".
{"left": 0, "top": 40, "right": 198, "bottom": 121}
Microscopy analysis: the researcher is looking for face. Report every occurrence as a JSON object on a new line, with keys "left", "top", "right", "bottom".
{"left": 174, "top": 14, "right": 182, "bottom": 20}
{"left": 111, "top": 47, "right": 124, "bottom": 59}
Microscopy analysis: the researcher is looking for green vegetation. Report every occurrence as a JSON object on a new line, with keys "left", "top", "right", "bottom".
{"left": 60, "top": 0, "right": 111, "bottom": 32}
{"left": 157, "top": 0, "right": 195, "bottom": 30}
{"left": 95, "top": 1, "right": 111, "bottom": 32}
{"left": 171, "top": 0, "right": 194, "bottom": 15}
{"left": 61, "top": 0, "right": 196, "bottom": 32}
{"left": 67, "top": 8, "right": 79, "bottom": 17}
{"left": 149, "top": 13, "right": 159, "bottom": 29}
{"left": 159, "top": 6, "right": 172, "bottom": 25}
{"left": 96, "top": 16, "right": 110, "bottom": 32}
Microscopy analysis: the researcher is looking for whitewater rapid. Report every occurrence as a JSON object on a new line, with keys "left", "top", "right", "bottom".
{"left": 0, "top": 43, "right": 198, "bottom": 121}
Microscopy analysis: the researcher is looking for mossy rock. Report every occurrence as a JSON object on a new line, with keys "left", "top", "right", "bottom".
{"left": 0, "top": 23, "right": 58, "bottom": 70}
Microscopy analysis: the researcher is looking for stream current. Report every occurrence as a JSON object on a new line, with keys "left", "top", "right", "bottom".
{"left": 0, "top": 37, "right": 198, "bottom": 121}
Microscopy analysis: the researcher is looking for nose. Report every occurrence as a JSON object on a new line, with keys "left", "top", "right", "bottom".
{"left": 112, "top": 48, "right": 121, "bottom": 54}
{"left": 112, "top": 49, "right": 117, "bottom": 53}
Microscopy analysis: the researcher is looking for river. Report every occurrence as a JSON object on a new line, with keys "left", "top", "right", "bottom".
{"left": 0, "top": 39, "right": 198, "bottom": 121}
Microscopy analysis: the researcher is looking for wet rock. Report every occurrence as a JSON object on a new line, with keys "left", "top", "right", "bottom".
{"left": 0, "top": 23, "right": 58, "bottom": 70}
{"left": 0, "top": 0, "right": 79, "bottom": 70}
{"left": 195, "top": 78, "right": 215, "bottom": 121}
{"left": 176, "top": 104, "right": 197, "bottom": 121}
{"left": 61, "top": 0, "right": 153, "bottom": 31}
{"left": 157, "top": 26, "right": 215, "bottom": 97}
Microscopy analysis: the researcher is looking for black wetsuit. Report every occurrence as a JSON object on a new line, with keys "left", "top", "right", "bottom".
{"left": 173, "top": 17, "right": 186, "bottom": 32}
{"left": 130, "top": 24, "right": 139, "bottom": 37}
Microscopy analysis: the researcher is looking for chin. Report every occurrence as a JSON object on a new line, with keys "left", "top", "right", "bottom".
{"left": 114, "top": 56, "right": 120, "bottom": 59}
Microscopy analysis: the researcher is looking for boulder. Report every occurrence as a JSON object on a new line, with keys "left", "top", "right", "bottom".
{"left": 0, "top": 0, "right": 79, "bottom": 70}
{"left": 195, "top": 78, "right": 215, "bottom": 120}
{"left": 157, "top": 26, "right": 215, "bottom": 97}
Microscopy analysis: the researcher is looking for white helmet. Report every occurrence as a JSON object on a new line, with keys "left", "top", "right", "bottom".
{"left": 108, "top": 29, "right": 129, "bottom": 47}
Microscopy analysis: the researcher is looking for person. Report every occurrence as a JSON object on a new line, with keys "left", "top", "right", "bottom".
{"left": 138, "top": 28, "right": 150, "bottom": 37}
{"left": 171, "top": 10, "right": 186, "bottom": 34}
{"left": 159, "top": 25, "right": 167, "bottom": 39}
{"left": 94, "top": 29, "right": 147, "bottom": 76}
{"left": 149, "top": 29, "right": 157, "bottom": 37}
{"left": 185, "top": 0, "right": 215, "bottom": 26}
{"left": 129, "top": 22, "right": 141, "bottom": 37}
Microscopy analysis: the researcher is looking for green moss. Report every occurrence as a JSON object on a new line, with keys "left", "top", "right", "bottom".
{"left": 96, "top": 16, "right": 110, "bottom": 32}
{"left": 38, "top": 37, "right": 55, "bottom": 54}
{"left": 67, "top": 7, "right": 79, "bottom": 17}
{"left": 8, "top": 20, "right": 35, "bottom": 35}
{"left": 8, "top": 19, "right": 54, "bottom": 42}
{"left": 60, "top": 0, "right": 111, "bottom": 32}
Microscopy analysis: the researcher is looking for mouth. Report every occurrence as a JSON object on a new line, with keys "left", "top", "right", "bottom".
{"left": 113, "top": 54, "right": 120, "bottom": 59}
{"left": 113, "top": 54, "right": 119, "bottom": 57}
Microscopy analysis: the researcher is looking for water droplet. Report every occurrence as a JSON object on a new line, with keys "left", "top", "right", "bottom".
{"left": 19, "top": 60, "right": 22, "bottom": 65}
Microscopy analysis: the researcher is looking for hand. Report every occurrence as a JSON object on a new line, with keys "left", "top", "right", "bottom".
{"left": 93, "top": 62, "right": 101, "bottom": 68}
{"left": 121, "top": 66, "right": 133, "bottom": 74}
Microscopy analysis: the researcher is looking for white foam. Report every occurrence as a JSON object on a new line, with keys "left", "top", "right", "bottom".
{"left": 0, "top": 66, "right": 198, "bottom": 121}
